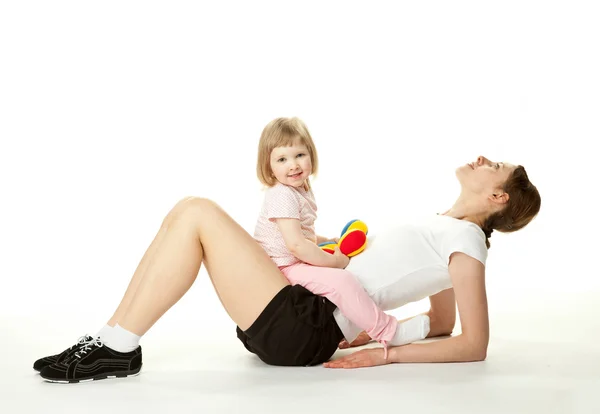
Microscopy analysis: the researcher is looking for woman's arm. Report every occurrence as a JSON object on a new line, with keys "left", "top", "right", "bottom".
{"left": 276, "top": 218, "right": 348, "bottom": 268}
{"left": 324, "top": 252, "right": 489, "bottom": 368}
{"left": 339, "top": 289, "right": 457, "bottom": 349}
{"left": 426, "top": 288, "right": 457, "bottom": 338}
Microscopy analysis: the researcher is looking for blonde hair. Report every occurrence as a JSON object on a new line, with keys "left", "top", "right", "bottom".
{"left": 256, "top": 117, "right": 319, "bottom": 188}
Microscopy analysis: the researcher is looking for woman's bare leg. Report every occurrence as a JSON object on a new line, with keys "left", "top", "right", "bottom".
{"left": 117, "top": 197, "right": 289, "bottom": 335}
{"left": 107, "top": 197, "right": 195, "bottom": 326}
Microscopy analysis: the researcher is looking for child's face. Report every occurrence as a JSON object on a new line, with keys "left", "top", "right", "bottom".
{"left": 270, "top": 141, "right": 312, "bottom": 188}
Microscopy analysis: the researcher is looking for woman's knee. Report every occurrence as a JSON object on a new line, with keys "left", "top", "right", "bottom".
{"left": 184, "top": 197, "right": 220, "bottom": 212}
{"left": 174, "top": 196, "right": 196, "bottom": 208}
{"left": 164, "top": 197, "right": 220, "bottom": 227}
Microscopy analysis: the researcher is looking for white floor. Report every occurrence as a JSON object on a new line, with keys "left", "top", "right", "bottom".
{"left": 4, "top": 290, "right": 599, "bottom": 414}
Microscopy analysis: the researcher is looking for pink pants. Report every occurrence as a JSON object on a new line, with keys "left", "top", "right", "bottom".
{"left": 280, "top": 263, "right": 397, "bottom": 344}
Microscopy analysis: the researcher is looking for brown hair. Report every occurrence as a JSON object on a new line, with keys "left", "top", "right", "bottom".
{"left": 256, "top": 117, "right": 319, "bottom": 188}
{"left": 481, "top": 166, "right": 541, "bottom": 249}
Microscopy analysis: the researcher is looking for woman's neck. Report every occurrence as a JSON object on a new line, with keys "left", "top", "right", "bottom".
{"left": 440, "top": 194, "right": 487, "bottom": 227}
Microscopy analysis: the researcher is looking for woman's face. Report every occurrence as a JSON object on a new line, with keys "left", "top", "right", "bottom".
{"left": 456, "top": 156, "right": 517, "bottom": 195}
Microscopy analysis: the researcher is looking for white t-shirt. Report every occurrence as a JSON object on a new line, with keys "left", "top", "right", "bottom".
{"left": 334, "top": 214, "right": 488, "bottom": 342}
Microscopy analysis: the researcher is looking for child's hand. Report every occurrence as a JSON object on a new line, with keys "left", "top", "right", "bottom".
{"left": 333, "top": 246, "right": 350, "bottom": 269}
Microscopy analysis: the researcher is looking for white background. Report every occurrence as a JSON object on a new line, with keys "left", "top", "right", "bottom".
{"left": 0, "top": 2, "right": 599, "bottom": 408}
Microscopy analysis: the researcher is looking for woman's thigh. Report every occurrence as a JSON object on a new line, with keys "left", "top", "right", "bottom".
{"left": 182, "top": 197, "right": 290, "bottom": 330}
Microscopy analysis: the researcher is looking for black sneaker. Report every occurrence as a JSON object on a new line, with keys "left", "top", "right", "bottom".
{"left": 33, "top": 335, "right": 95, "bottom": 372}
{"left": 39, "top": 338, "right": 142, "bottom": 383}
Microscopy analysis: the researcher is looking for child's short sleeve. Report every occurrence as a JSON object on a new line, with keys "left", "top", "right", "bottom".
{"left": 264, "top": 184, "right": 301, "bottom": 220}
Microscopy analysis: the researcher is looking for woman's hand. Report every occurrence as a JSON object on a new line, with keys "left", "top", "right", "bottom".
{"left": 338, "top": 331, "right": 372, "bottom": 349}
{"left": 323, "top": 348, "right": 390, "bottom": 369}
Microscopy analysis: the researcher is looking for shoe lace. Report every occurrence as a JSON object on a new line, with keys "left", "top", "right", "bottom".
{"left": 70, "top": 335, "right": 94, "bottom": 351}
{"left": 63, "top": 337, "right": 103, "bottom": 364}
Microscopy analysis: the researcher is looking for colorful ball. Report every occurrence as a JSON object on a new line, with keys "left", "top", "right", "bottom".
{"left": 318, "top": 242, "right": 337, "bottom": 255}
{"left": 340, "top": 219, "right": 368, "bottom": 237}
{"left": 338, "top": 229, "right": 367, "bottom": 257}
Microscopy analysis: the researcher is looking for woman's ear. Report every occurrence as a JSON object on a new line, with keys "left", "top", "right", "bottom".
{"left": 489, "top": 192, "right": 510, "bottom": 205}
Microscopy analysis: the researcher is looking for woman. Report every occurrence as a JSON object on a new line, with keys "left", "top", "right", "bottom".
{"left": 34, "top": 155, "right": 540, "bottom": 382}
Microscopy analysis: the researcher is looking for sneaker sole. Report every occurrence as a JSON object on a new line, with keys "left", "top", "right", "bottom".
{"left": 41, "top": 366, "right": 142, "bottom": 384}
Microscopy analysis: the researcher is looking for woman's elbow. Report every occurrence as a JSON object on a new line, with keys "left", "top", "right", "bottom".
{"left": 472, "top": 339, "right": 489, "bottom": 361}
{"left": 471, "top": 346, "right": 487, "bottom": 362}
{"left": 463, "top": 335, "right": 488, "bottom": 362}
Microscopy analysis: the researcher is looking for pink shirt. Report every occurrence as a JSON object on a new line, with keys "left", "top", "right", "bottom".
{"left": 254, "top": 183, "right": 317, "bottom": 266}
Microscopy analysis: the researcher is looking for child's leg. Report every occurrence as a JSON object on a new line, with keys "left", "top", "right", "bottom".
{"left": 281, "top": 263, "right": 429, "bottom": 346}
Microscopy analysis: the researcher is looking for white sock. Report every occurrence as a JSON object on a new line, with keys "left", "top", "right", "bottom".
{"left": 95, "top": 324, "right": 114, "bottom": 340}
{"left": 389, "top": 315, "right": 430, "bottom": 346}
{"left": 101, "top": 323, "right": 141, "bottom": 353}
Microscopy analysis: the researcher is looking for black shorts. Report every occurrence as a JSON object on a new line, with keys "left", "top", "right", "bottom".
{"left": 236, "top": 284, "right": 344, "bottom": 366}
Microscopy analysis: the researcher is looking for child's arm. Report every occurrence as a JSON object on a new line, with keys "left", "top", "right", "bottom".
{"left": 276, "top": 218, "right": 348, "bottom": 268}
